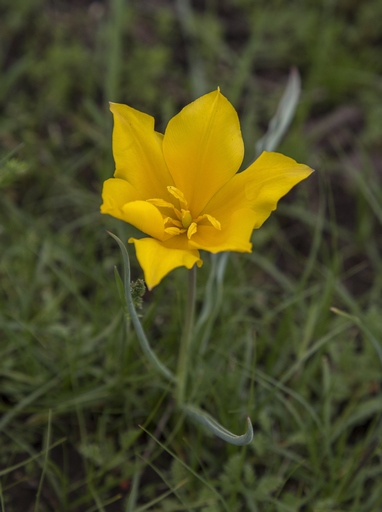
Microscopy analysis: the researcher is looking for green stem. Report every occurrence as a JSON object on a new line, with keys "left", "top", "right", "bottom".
{"left": 108, "top": 231, "right": 176, "bottom": 383}
{"left": 176, "top": 265, "right": 197, "bottom": 406}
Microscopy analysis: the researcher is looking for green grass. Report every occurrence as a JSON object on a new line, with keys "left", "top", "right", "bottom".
{"left": 1, "top": 0, "right": 382, "bottom": 510}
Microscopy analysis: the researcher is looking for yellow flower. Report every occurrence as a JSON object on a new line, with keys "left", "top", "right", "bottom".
{"left": 101, "top": 90, "right": 313, "bottom": 289}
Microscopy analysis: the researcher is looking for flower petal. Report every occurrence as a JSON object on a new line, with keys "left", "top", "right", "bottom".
{"left": 110, "top": 102, "right": 173, "bottom": 199}
{"left": 204, "top": 151, "right": 313, "bottom": 229}
{"left": 101, "top": 178, "right": 141, "bottom": 221}
{"left": 129, "top": 237, "right": 203, "bottom": 289}
{"left": 189, "top": 208, "right": 256, "bottom": 253}
{"left": 162, "top": 89, "right": 244, "bottom": 216}
{"left": 122, "top": 201, "right": 166, "bottom": 240}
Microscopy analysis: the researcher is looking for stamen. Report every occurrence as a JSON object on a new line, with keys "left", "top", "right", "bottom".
{"left": 174, "top": 208, "right": 183, "bottom": 222}
{"left": 146, "top": 198, "right": 175, "bottom": 210}
{"left": 187, "top": 222, "right": 198, "bottom": 239}
{"left": 164, "top": 216, "right": 183, "bottom": 228}
{"left": 204, "top": 214, "right": 221, "bottom": 230}
{"left": 195, "top": 213, "right": 221, "bottom": 230}
{"left": 167, "top": 186, "right": 188, "bottom": 206}
{"left": 165, "top": 227, "right": 186, "bottom": 235}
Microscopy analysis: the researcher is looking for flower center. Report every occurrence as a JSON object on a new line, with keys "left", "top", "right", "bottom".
{"left": 146, "top": 186, "right": 221, "bottom": 240}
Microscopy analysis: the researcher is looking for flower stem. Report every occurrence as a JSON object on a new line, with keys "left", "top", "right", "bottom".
{"left": 176, "top": 265, "right": 197, "bottom": 406}
{"left": 108, "top": 231, "right": 176, "bottom": 383}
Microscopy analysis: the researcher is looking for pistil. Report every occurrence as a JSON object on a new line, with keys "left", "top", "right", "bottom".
{"left": 181, "top": 209, "right": 193, "bottom": 229}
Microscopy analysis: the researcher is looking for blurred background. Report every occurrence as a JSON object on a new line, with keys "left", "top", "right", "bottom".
{"left": 1, "top": 0, "right": 382, "bottom": 510}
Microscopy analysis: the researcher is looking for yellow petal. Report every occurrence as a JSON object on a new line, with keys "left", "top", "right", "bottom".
{"left": 189, "top": 208, "right": 256, "bottom": 253}
{"left": 121, "top": 201, "right": 166, "bottom": 240}
{"left": 204, "top": 151, "right": 313, "bottom": 229}
{"left": 101, "top": 178, "right": 141, "bottom": 221}
{"left": 110, "top": 103, "right": 173, "bottom": 199}
{"left": 129, "top": 237, "right": 203, "bottom": 289}
{"left": 162, "top": 89, "right": 244, "bottom": 215}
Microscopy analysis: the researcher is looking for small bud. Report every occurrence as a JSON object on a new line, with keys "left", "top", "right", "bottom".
{"left": 130, "top": 278, "right": 145, "bottom": 309}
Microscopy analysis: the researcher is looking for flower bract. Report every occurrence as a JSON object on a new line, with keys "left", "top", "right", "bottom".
{"left": 101, "top": 89, "right": 313, "bottom": 289}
